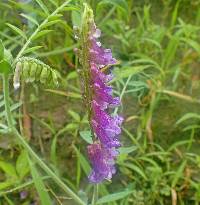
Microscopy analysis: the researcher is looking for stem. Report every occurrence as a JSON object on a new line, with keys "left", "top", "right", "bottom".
{"left": 113, "top": 75, "right": 132, "bottom": 115}
{"left": 91, "top": 184, "right": 98, "bottom": 205}
{"left": 3, "top": 74, "right": 13, "bottom": 129}
{"left": 13, "top": 0, "right": 72, "bottom": 65}
{"left": 2, "top": 74, "right": 86, "bottom": 205}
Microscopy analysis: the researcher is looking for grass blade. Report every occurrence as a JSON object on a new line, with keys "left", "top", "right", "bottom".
{"left": 28, "top": 156, "right": 52, "bottom": 205}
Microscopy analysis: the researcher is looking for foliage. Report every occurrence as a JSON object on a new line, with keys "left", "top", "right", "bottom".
{"left": 0, "top": 0, "right": 200, "bottom": 204}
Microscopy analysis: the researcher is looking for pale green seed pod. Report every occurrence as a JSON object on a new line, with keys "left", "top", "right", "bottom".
{"left": 13, "top": 61, "right": 22, "bottom": 90}
{"left": 22, "top": 61, "right": 30, "bottom": 82}
{"left": 35, "top": 64, "right": 43, "bottom": 79}
{"left": 40, "top": 66, "right": 48, "bottom": 83}
{"left": 14, "top": 56, "right": 60, "bottom": 87}
{"left": 29, "top": 62, "right": 37, "bottom": 82}
{"left": 51, "top": 70, "right": 58, "bottom": 86}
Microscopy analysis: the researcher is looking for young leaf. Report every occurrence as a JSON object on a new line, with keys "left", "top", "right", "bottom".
{"left": 16, "top": 150, "right": 30, "bottom": 180}
{"left": 111, "top": 65, "right": 150, "bottom": 82}
{"left": 41, "top": 20, "right": 62, "bottom": 28}
{"left": 35, "top": 0, "right": 49, "bottom": 15}
{"left": 48, "top": 0, "right": 58, "bottom": 7}
{"left": 97, "top": 0, "right": 128, "bottom": 13}
{"left": 4, "top": 49, "right": 13, "bottom": 63}
{"left": 32, "top": 30, "right": 53, "bottom": 40}
{"left": 20, "top": 13, "right": 39, "bottom": 26}
{"left": 176, "top": 113, "right": 200, "bottom": 125}
{"left": 79, "top": 131, "right": 93, "bottom": 144}
{"left": 72, "top": 10, "right": 81, "bottom": 27}
{"left": 0, "top": 161, "right": 17, "bottom": 178}
{"left": 6, "top": 23, "right": 27, "bottom": 40}
{"left": 68, "top": 110, "right": 80, "bottom": 121}
{"left": 23, "top": 46, "right": 43, "bottom": 54}
{"left": 118, "top": 146, "right": 137, "bottom": 154}
{"left": 171, "top": 160, "right": 187, "bottom": 187}
{"left": 123, "top": 163, "right": 147, "bottom": 180}
{"left": 97, "top": 190, "right": 132, "bottom": 204}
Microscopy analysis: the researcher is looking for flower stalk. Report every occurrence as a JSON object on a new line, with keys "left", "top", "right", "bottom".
{"left": 75, "top": 3, "right": 123, "bottom": 184}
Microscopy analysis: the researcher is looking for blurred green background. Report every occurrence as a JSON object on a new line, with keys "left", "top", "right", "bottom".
{"left": 0, "top": 0, "right": 200, "bottom": 204}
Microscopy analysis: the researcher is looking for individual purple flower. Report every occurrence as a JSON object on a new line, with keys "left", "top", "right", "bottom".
{"left": 89, "top": 24, "right": 117, "bottom": 68}
{"left": 20, "top": 191, "right": 28, "bottom": 200}
{"left": 90, "top": 64, "right": 120, "bottom": 109}
{"left": 75, "top": 4, "right": 123, "bottom": 183}
{"left": 87, "top": 143, "right": 118, "bottom": 183}
{"left": 91, "top": 101, "right": 123, "bottom": 148}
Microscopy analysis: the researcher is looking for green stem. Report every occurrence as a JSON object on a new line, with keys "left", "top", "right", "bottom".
{"left": 91, "top": 184, "right": 98, "bottom": 205}
{"left": 2, "top": 74, "right": 86, "bottom": 205}
{"left": 113, "top": 75, "right": 132, "bottom": 115}
{"left": 3, "top": 74, "right": 13, "bottom": 129}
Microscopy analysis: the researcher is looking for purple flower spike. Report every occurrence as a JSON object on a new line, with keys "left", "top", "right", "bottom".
{"left": 90, "top": 64, "right": 120, "bottom": 109}
{"left": 92, "top": 120, "right": 121, "bottom": 148}
{"left": 88, "top": 143, "right": 117, "bottom": 183}
{"left": 92, "top": 101, "right": 122, "bottom": 136}
{"left": 89, "top": 24, "right": 117, "bottom": 67}
{"left": 75, "top": 4, "right": 123, "bottom": 183}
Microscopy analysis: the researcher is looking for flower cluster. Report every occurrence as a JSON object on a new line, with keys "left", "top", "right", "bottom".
{"left": 75, "top": 4, "right": 123, "bottom": 183}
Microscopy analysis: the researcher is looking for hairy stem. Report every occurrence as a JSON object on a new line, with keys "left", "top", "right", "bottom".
{"left": 2, "top": 74, "right": 86, "bottom": 205}
{"left": 91, "top": 184, "right": 98, "bottom": 205}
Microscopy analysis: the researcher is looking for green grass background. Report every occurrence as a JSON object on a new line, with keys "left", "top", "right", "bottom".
{"left": 0, "top": 0, "right": 200, "bottom": 204}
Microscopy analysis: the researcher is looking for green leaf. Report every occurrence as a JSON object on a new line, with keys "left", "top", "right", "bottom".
{"left": 0, "top": 39, "right": 4, "bottom": 61}
{"left": 168, "top": 140, "right": 191, "bottom": 152}
{"left": 80, "top": 131, "right": 93, "bottom": 144}
{"left": 0, "top": 60, "right": 12, "bottom": 75}
{"left": 48, "top": 0, "right": 58, "bottom": 7}
{"left": 35, "top": 0, "right": 49, "bottom": 15}
{"left": 4, "top": 49, "right": 13, "bottom": 64}
{"left": 118, "top": 146, "right": 137, "bottom": 154}
{"left": 97, "top": 190, "right": 132, "bottom": 204}
{"left": 176, "top": 113, "right": 200, "bottom": 125}
{"left": 161, "top": 35, "right": 179, "bottom": 69}
{"left": 16, "top": 150, "right": 30, "bottom": 180}
{"left": 0, "top": 161, "right": 17, "bottom": 178}
{"left": 111, "top": 65, "right": 150, "bottom": 82}
{"left": 23, "top": 46, "right": 43, "bottom": 54}
{"left": 6, "top": 23, "right": 27, "bottom": 39}
{"left": 72, "top": 10, "right": 81, "bottom": 27}
{"left": 32, "top": 30, "right": 53, "bottom": 40}
{"left": 0, "top": 181, "right": 15, "bottom": 191}
{"left": 182, "top": 38, "right": 200, "bottom": 55}
{"left": 68, "top": 110, "right": 80, "bottom": 121}
{"left": 0, "top": 102, "right": 22, "bottom": 118}
{"left": 97, "top": 0, "right": 128, "bottom": 12}
{"left": 20, "top": 13, "right": 39, "bottom": 26}
{"left": 123, "top": 163, "right": 147, "bottom": 180}
{"left": 48, "top": 14, "right": 63, "bottom": 21}
{"left": 171, "top": 160, "right": 187, "bottom": 187}
{"left": 29, "top": 158, "right": 52, "bottom": 205}
{"left": 41, "top": 20, "right": 62, "bottom": 28}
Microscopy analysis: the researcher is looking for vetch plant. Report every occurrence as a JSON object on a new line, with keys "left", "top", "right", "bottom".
{"left": 74, "top": 4, "right": 123, "bottom": 184}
